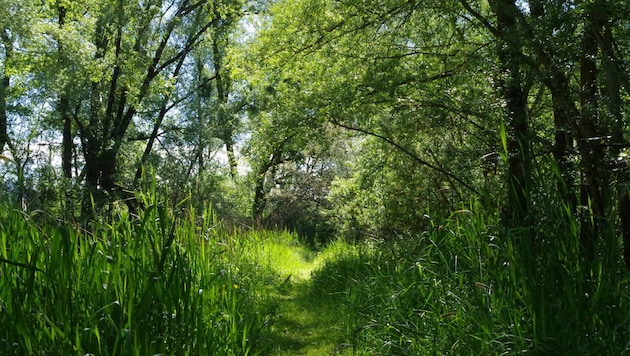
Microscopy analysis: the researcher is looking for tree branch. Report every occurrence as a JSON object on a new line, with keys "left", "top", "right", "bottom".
{"left": 330, "top": 119, "right": 480, "bottom": 195}
{"left": 459, "top": 0, "right": 499, "bottom": 37}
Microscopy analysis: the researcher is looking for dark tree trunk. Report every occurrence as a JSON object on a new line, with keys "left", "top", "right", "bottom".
{"left": 577, "top": 3, "right": 607, "bottom": 262}
{"left": 58, "top": 3, "right": 72, "bottom": 179}
{"left": 57, "top": 1, "right": 76, "bottom": 219}
{"left": 60, "top": 99, "right": 73, "bottom": 179}
{"left": 547, "top": 76, "right": 578, "bottom": 211}
{"left": 599, "top": 13, "right": 630, "bottom": 270}
{"left": 489, "top": 0, "right": 531, "bottom": 226}
{"left": 528, "top": 0, "right": 578, "bottom": 211}
{"left": 0, "top": 27, "right": 9, "bottom": 152}
{"left": 0, "top": 62, "right": 8, "bottom": 153}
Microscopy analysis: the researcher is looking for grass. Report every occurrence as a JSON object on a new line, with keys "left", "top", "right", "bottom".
{"left": 1, "top": 195, "right": 629, "bottom": 355}
{"left": 238, "top": 231, "right": 353, "bottom": 355}
{"left": 0, "top": 195, "right": 266, "bottom": 355}
{"left": 304, "top": 205, "right": 630, "bottom": 355}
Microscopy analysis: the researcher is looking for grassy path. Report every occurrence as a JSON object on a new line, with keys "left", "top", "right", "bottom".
{"left": 257, "top": 240, "right": 354, "bottom": 355}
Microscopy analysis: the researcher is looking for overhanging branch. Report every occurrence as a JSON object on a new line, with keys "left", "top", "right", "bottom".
{"left": 330, "top": 119, "right": 480, "bottom": 196}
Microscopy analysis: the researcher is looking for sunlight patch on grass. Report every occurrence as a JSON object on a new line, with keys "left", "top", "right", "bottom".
{"left": 255, "top": 232, "right": 320, "bottom": 280}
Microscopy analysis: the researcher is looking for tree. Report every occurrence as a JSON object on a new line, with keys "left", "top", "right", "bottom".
{"left": 246, "top": 0, "right": 498, "bottom": 233}
{"left": 0, "top": 0, "right": 40, "bottom": 209}
{"left": 1, "top": 0, "right": 256, "bottom": 220}
{"left": 37, "top": 0, "right": 245, "bottom": 215}
{"left": 249, "top": 0, "right": 630, "bottom": 267}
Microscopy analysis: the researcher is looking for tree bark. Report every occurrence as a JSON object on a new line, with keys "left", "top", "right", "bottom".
{"left": 527, "top": 0, "right": 577, "bottom": 210}
{"left": 598, "top": 10, "right": 630, "bottom": 269}
{"left": 212, "top": 25, "right": 239, "bottom": 179}
{"left": 57, "top": 3, "right": 73, "bottom": 179}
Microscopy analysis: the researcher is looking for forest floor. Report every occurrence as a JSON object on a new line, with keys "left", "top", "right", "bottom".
{"left": 258, "top": 242, "right": 354, "bottom": 355}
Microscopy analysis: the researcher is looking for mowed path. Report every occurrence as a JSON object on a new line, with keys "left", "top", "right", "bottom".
{"left": 258, "top": 242, "right": 354, "bottom": 355}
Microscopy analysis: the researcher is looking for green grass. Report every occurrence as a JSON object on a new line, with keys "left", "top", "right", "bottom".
{"left": 303, "top": 205, "right": 630, "bottom": 355}
{"left": 1, "top": 196, "right": 628, "bottom": 355}
{"left": 0, "top": 196, "right": 266, "bottom": 355}
{"left": 235, "top": 231, "right": 353, "bottom": 355}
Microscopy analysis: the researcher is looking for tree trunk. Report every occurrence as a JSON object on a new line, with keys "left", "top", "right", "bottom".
{"left": 547, "top": 76, "right": 578, "bottom": 211}
{"left": 0, "top": 28, "right": 9, "bottom": 152}
{"left": 527, "top": 0, "right": 577, "bottom": 211}
{"left": 212, "top": 19, "right": 239, "bottom": 179}
{"left": 577, "top": 2, "right": 607, "bottom": 262}
{"left": 60, "top": 98, "right": 73, "bottom": 179}
{"left": 225, "top": 137, "right": 239, "bottom": 179}
{"left": 133, "top": 54, "right": 187, "bottom": 187}
{"left": 252, "top": 147, "right": 287, "bottom": 223}
{"left": 57, "top": 3, "right": 73, "bottom": 179}
{"left": 599, "top": 13, "right": 630, "bottom": 269}
{"left": 0, "top": 55, "right": 8, "bottom": 153}
{"left": 252, "top": 159, "right": 273, "bottom": 224}
{"left": 489, "top": 0, "right": 531, "bottom": 226}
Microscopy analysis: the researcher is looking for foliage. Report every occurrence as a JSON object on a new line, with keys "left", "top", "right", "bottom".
{"left": 2, "top": 0, "right": 630, "bottom": 354}
{"left": 243, "top": 0, "right": 505, "bottom": 240}
{"left": 1, "top": 0, "right": 250, "bottom": 218}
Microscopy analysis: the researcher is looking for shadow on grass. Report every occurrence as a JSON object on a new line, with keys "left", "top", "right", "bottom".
{"left": 257, "top": 272, "right": 355, "bottom": 355}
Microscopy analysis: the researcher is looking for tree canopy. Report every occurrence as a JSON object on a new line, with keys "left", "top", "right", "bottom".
{"left": 2, "top": 0, "right": 630, "bottom": 260}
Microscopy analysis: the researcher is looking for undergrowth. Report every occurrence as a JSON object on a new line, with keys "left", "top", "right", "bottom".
{"left": 309, "top": 204, "right": 630, "bottom": 355}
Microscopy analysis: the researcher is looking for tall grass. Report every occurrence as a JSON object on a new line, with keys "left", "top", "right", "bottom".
{"left": 0, "top": 192, "right": 266, "bottom": 355}
{"left": 2, "top": 189, "right": 627, "bottom": 354}
{"left": 309, "top": 202, "right": 630, "bottom": 355}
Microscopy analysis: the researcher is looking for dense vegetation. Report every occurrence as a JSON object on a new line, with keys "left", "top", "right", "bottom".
{"left": 2, "top": 197, "right": 628, "bottom": 354}
{"left": 1, "top": 0, "right": 630, "bottom": 354}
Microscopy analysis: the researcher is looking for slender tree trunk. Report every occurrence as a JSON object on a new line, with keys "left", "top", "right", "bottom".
{"left": 56, "top": 1, "right": 77, "bottom": 220}
{"left": 61, "top": 104, "right": 72, "bottom": 179}
{"left": 133, "top": 54, "right": 187, "bottom": 187}
{"left": 211, "top": 21, "right": 238, "bottom": 179}
{"left": 225, "top": 138, "right": 238, "bottom": 178}
{"left": 528, "top": 0, "right": 577, "bottom": 211}
{"left": 252, "top": 148, "right": 286, "bottom": 223}
{"left": 57, "top": 2, "right": 73, "bottom": 178}
{"left": 547, "top": 77, "right": 578, "bottom": 210}
{"left": 599, "top": 14, "right": 630, "bottom": 269}
{"left": 0, "top": 32, "right": 9, "bottom": 152}
{"left": 577, "top": 2, "right": 607, "bottom": 262}
{"left": 253, "top": 160, "right": 273, "bottom": 224}
{"left": 489, "top": 0, "right": 531, "bottom": 226}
